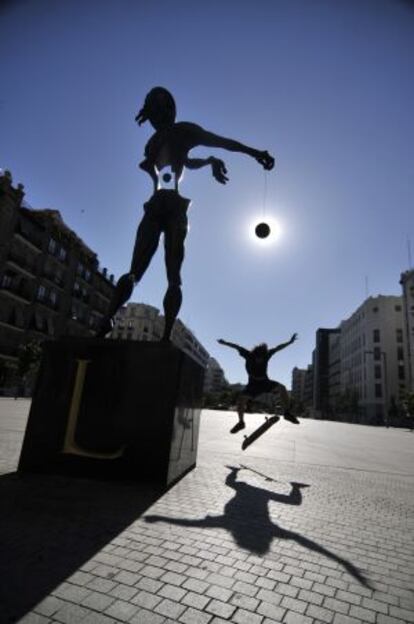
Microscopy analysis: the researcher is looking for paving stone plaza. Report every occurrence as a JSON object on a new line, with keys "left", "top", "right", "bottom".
{"left": 1, "top": 399, "right": 413, "bottom": 624}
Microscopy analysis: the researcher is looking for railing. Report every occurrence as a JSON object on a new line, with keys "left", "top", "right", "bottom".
{"left": 14, "top": 224, "right": 43, "bottom": 250}
{"left": 0, "top": 281, "right": 32, "bottom": 302}
{"left": 7, "top": 252, "right": 37, "bottom": 276}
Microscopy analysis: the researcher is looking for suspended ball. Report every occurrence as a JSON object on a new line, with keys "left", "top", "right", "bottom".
{"left": 163, "top": 173, "right": 172, "bottom": 183}
{"left": 255, "top": 222, "right": 271, "bottom": 239}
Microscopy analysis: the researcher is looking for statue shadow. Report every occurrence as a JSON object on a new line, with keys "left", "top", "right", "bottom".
{"left": 0, "top": 471, "right": 164, "bottom": 623}
{"left": 145, "top": 465, "right": 372, "bottom": 589}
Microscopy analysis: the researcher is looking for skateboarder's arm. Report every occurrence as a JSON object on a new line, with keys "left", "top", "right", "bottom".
{"left": 217, "top": 339, "right": 249, "bottom": 358}
{"left": 268, "top": 333, "right": 298, "bottom": 357}
{"left": 185, "top": 157, "right": 229, "bottom": 184}
{"left": 186, "top": 123, "right": 274, "bottom": 170}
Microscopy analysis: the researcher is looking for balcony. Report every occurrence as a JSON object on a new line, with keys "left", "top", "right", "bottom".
{"left": 42, "top": 268, "right": 65, "bottom": 290}
{"left": 0, "top": 282, "right": 32, "bottom": 304}
{"left": 14, "top": 225, "right": 43, "bottom": 253}
{"left": 7, "top": 252, "right": 37, "bottom": 279}
{"left": 36, "top": 294, "right": 59, "bottom": 312}
{"left": 0, "top": 319, "right": 25, "bottom": 333}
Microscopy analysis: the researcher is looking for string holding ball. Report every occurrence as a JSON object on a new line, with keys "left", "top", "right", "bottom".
{"left": 255, "top": 222, "right": 271, "bottom": 239}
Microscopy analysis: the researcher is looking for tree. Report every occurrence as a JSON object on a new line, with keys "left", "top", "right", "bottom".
{"left": 14, "top": 340, "right": 43, "bottom": 396}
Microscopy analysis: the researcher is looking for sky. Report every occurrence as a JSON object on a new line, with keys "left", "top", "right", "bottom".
{"left": 1, "top": 0, "right": 413, "bottom": 387}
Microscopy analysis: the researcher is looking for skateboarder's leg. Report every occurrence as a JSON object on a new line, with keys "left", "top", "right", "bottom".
{"left": 274, "top": 382, "right": 300, "bottom": 424}
{"left": 231, "top": 394, "right": 248, "bottom": 433}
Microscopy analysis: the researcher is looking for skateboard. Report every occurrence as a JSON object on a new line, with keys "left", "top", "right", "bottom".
{"left": 241, "top": 416, "right": 279, "bottom": 451}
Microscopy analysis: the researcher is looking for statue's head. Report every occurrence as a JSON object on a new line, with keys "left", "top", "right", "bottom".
{"left": 252, "top": 343, "right": 268, "bottom": 357}
{"left": 136, "top": 87, "right": 176, "bottom": 130}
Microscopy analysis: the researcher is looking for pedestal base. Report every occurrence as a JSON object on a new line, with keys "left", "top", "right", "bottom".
{"left": 18, "top": 338, "right": 205, "bottom": 486}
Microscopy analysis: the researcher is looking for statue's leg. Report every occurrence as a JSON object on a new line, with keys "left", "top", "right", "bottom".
{"left": 96, "top": 213, "right": 161, "bottom": 337}
{"left": 162, "top": 213, "right": 187, "bottom": 341}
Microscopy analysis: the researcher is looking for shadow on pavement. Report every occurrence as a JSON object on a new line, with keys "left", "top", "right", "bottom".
{"left": 0, "top": 471, "right": 163, "bottom": 623}
{"left": 145, "top": 465, "right": 372, "bottom": 589}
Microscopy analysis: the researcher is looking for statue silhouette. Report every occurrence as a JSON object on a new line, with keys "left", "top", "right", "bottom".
{"left": 145, "top": 466, "right": 371, "bottom": 588}
{"left": 97, "top": 87, "right": 275, "bottom": 340}
{"left": 218, "top": 334, "right": 300, "bottom": 432}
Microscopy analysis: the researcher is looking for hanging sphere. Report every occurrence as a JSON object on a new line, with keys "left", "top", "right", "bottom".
{"left": 255, "top": 222, "right": 271, "bottom": 239}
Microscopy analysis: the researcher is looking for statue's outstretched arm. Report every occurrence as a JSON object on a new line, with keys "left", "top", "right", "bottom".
{"left": 195, "top": 127, "right": 275, "bottom": 171}
{"left": 185, "top": 157, "right": 228, "bottom": 184}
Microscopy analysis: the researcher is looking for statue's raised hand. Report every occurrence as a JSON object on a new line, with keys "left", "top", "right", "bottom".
{"left": 211, "top": 158, "right": 229, "bottom": 184}
{"left": 256, "top": 150, "right": 275, "bottom": 171}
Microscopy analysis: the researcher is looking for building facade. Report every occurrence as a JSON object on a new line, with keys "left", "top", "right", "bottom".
{"left": 339, "top": 295, "right": 407, "bottom": 423}
{"left": 111, "top": 302, "right": 210, "bottom": 369}
{"left": 291, "top": 367, "right": 307, "bottom": 405}
{"left": 204, "top": 357, "right": 228, "bottom": 394}
{"left": 400, "top": 269, "right": 414, "bottom": 392}
{"left": 0, "top": 171, "right": 115, "bottom": 386}
{"left": 313, "top": 328, "right": 340, "bottom": 416}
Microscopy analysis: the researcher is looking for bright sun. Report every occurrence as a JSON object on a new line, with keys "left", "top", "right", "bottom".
{"left": 248, "top": 215, "right": 282, "bottom": 246}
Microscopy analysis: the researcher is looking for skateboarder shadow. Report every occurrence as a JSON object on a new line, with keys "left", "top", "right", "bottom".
{"left": 145, "top": 466, "right": 371, "bottom": 588}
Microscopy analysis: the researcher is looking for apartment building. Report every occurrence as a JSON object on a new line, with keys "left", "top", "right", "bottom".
{"left": 291, "top": 367, "right": 307, "bottom": 405}
{"left": 400, "top": 269, "right": 414, "bottom": 392}
{"left": 339, "top": 295, "right": 407, "bottom": 423}
{"left": 111, "top": 302, "right": 210, "bottom": 369}
{"left": 0, "top": 170, "right": 115, "bottom": 381}
{"left": 313, "top": 328, "right": 340, "bottom": 416}
{"left": 204, "top": 357, "right": 228, "bottom": 394}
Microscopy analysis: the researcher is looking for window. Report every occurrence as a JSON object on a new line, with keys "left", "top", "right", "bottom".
{"left": 374, "top": 346, "right": 381, "bottom": 361}
{"left": 85, "top": 269, "right": 91, "bottom": 282}
{"left": 375, "top": 384, "right": 382, "bottom": 398}
{"left": 397, "top": 347, "right": 404, "bottom": 361}
{"left": 48, "top": 238, "right": 57, "bottom": 254}
{"left": 59, "top": 247, "right": 67, "bottom": 262}
{"left": 77, "top": 262, "right": 84, "bottom": 276}
{"left": 373, "top": 329, "right": 380, "bottom": 343}
{"left": 395, "top": 305, "right": 401, "bottom": 311}
{"left": 372, "top": 307, "right": 378, "bottom": 313}
{"left": 128, "top": 321, "right": 133, "bottom": 329}
{"left": 396, "top": 329, "right": 403, "bottom": 343}
{"left": 374, "top": 365, "right": 381, "bottom": 379}
{"left": 37, "top": 285, "right": 46, "bottom": 301}
{"left": 1, "top": 274, "right": 13, "bottom": 288}
{"left": 398, "top": 366, "right": 405, "bottom": 380}
{"left": 50, "top": 291, "right": 58, "bottom": 307}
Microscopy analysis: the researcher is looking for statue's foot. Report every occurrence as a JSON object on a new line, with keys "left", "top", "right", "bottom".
{"left": 95, "top": 319, "right": 113, "bottom": 338}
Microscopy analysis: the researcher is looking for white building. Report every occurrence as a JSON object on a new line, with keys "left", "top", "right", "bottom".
{"left": 339, "top": 295, "right": 407, "bottom": 423}
{"left": 111, "top": 302, "right": 209, "bottom": 369}
{"left": 400, "top": 270, "right": 414, "bottom": 392}
{"left": 204, "top": 357, "right": 228, "bottom": 394}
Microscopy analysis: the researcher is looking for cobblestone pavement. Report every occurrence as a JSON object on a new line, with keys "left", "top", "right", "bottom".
{"left": 1, "top": 401, "right": 413, "bottom": 624}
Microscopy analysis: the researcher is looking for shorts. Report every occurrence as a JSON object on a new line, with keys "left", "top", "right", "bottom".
{"left": 242, "top": 379, "right": 281, "bottom": 398}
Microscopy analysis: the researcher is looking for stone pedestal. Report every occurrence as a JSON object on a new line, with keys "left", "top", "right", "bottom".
{"left": 18, "top": 338, "right": 205, "bottom": 486}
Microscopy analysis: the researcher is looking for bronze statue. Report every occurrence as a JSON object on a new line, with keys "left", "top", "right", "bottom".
{"left": 97, "top": 87, "right": 274, "bottom": 339}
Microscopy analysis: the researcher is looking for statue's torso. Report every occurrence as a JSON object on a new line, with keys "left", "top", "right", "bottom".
{"left": 143, "top": 122, "right": 201, "bottom": 187}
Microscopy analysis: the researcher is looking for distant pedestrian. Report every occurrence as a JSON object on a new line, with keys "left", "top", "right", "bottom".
{"left": 218, "top": 334, "right": 300, "bottom": 433}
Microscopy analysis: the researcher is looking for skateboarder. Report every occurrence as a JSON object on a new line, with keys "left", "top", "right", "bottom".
{"left": 96, "top": 87, "right": 275, "bottom": 339}
{"left": 217, "top": 334, "right": 300, "bottom": 433}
